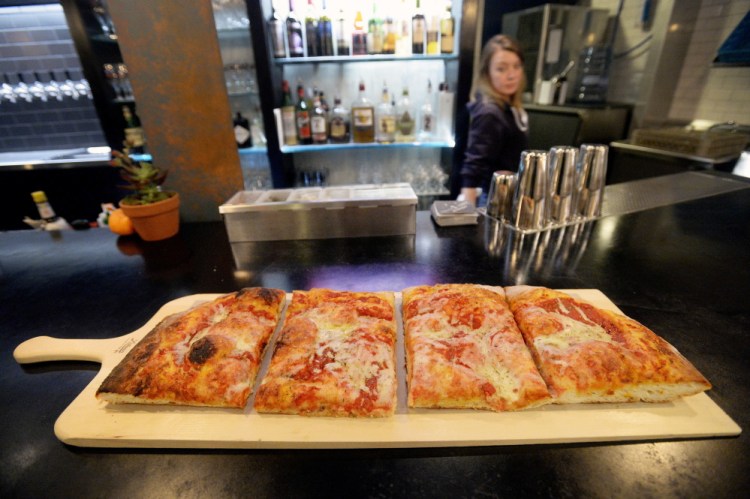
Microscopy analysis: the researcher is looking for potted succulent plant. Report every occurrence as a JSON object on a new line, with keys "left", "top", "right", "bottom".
{"left": 111, "top": 150, "right": 180, "bottom": 241}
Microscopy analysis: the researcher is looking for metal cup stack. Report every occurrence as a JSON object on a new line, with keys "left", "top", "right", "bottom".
{"left": 484, "top": 144, "right": 608, "bottom": 233}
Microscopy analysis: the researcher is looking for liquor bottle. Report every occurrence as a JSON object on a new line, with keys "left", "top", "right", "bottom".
{"left": 395, "top": 86, "right": 415, "bottom": 142}
{"left": 418, "top": 79, "right": 434, "bottom": 141}
{"left": 395, "top": 1, "right": 411, "bottom": 56}
{"left": 319, "top": 90, "right": 330, "bottom": 112}
{"left": 351, "top": 80, "right": 375, "bottom": 143}
{"left": 281, "top": 80, "right": 298, "bottom": 145}
{"left": 304, "top": 0, "right": 320, "bottom": 57}
{"left": 318, "top": 0, "right": 334, "bottom": 56}
{"left": 436, "top": 82, "right": 454, "bottom": 142}
{"left": 376, "top": 82, "right": 396, "bottom": 143}
{"left": 411, "top": 0, "right": 426, "bottom": 54}
{"left": 328, "top": 96, "right": 351, "bottom": 143}
{"left": 382, "top": 16, "right": 396, "bottom": 55}
{"left": 286, "top": 1, "right": 304, "bottom": 58}
{"left": 122, "top": 105, "right": 146, "bottom": 154}
{"left": 335, "top": 6, "right": 350, "bottom": 56}
{"left": 250, "top": 107, "right": 267, "bottom": 146}
{"left": 351, "top": 9, "right": 367, "bottom": 56}
{"left": 31, "top": 191, "right": 59, "bottom": 223}
{"left": 367, "top": 4, "right": 383, "bottom": 55}
{"left": 295, "top": 82, "right": 312, "bottom": 144}
{"left": 311, "top": 92, "right": 328, "bottom": 144}
{"left": 426, "top": 13, "right": 439, "bottom": 55}
{"left": 269, "top": 1, "right": 286, "bottom": 58}
{"left": 440, "top": 2, "right": 455, "bottom": 54}
{"left": 233, "top": 111, "right": 253, "bottom": 148}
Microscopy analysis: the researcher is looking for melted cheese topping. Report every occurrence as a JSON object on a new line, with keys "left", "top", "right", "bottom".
{"left": 255, "top": 289, "right": 397, "bottom": 417}
{"left": 403, "top": 284, "right": 550, "bottom": 411}
{"left": 533, "top": 301, "right": 616, "bottom": 351}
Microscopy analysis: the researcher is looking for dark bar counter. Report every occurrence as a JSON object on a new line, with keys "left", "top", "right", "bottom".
{"left": 2, "top": 172, "right": 749, "bottom": 497}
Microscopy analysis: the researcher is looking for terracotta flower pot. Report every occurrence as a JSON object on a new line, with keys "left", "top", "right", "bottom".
{"left": 119, "top": 193, "right": 180, "bottom": 241}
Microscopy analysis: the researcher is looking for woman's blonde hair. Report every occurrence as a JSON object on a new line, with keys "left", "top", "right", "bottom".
{"left": 471, "top": 34, "right": 526, "bottom": 109}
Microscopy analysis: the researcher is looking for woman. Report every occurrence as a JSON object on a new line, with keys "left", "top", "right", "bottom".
{"left": 460, "top": 35, "right": 529, "bottom": 206}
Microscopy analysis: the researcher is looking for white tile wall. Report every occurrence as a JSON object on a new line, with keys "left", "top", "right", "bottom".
{"left": 588, "top": 0, "right": 750, "bottom": 127}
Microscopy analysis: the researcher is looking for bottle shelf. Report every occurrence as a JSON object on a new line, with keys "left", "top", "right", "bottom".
{"left": 216, "top": 27, "right": 251, "bottom": 39}
{"left": 280, "top": 140, "right": 455, "bottom": 154}
{"left": 275, "top": 54, "right": 459, "bottom": 65}
{"left": 238, "top": 146, "right": 268, "bottom": 155}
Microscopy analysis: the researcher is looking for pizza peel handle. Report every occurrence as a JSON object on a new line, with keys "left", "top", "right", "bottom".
{"left": 13, "top": 335, "right": 117, "bottom": 364}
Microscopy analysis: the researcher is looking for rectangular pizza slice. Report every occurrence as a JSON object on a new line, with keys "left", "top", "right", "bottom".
{"left": 254, "top": 288, "right": 398, "bottom": 417}
{"left": 504, "top": 285, "right": 712, "bottom": 404}
{"left": 402, "top": 284, "right": 551, "bottom": 411}
{"left": 96, "top": 287, "right": 286, "bottom": 408}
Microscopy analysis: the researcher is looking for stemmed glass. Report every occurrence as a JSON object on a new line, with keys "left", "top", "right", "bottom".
{"left": 13, "top": 73, "right": 33, "bottom": 103}
{"left": 29, "top": 72, "right": 48, "bottom": 102}
{"left": 43, "top": 71, "right": 63, "bottom": 101}
{"left": 1, "top": 74, "right": 17, "bottom": 104}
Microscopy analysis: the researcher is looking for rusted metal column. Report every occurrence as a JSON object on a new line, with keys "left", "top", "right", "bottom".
{"left": 107, "top": 0, "right": 242, "bottom": 222}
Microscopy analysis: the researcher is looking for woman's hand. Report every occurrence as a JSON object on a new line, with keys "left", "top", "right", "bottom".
{"left": 460, "top": 187, "right": 479, "bottom": 206}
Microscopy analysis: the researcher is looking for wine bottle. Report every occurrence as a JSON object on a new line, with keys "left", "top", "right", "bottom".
{"left": 122, "top": 105, "right": 146, "bottom": 154}
{"left": 382, "top": 16, "right": 396, "bottom": 55}
{"left": 367, "top": 4, "right": 383, "bottom": 55}
{"left": 426, "top": 13, "right": 439, "bottom": 55}
{"left": 295, "top": 82, "right": 312, "bottom": 144}
{"left": 329, "top": 96, "right": 351, "bottom": 143}
{"left": 233, "top": 111, "right": 253, "bottom": 148}
{"left": 318, "top": 0, "right": 334, "bottom": 56}
{"left": 269, "top": 1, "right": 286, "bottom": 58}
{"left": 286, "top": 0, "right": 304, "bottom": 58}
{"left": 281, "top": 80, "right": 298, "bottom": 145}
{"left": 351, "top": 80, "right": 375, "bottom": 143}
{"left": 304, "top": 0, "right": 320, "bottom": 57}
{"left": 411, "top": 0, "right": 426, "bottom": 55}
{"left": 376, "top": 82, "right": 396, "bottom": 143}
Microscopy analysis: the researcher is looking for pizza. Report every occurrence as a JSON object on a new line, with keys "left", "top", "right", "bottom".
{"left": 254, "top": 289, "right": 398, "bottom": 417}
{"left": 402, "top": 284, "right": 551, "bottom": 411}
{"left": 96, "top": 287, "right": 286, "bottom": 408}
{"left": 504, "top": 286, "right": 711, "bottom": 403}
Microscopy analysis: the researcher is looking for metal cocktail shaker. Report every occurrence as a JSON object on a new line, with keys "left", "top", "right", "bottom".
{"left": 486, "top": 170, "right": 516, "bottom": 221}
{"left": 576, "top": 144, "right": 608, "bottom": 219}
{"left": 547, "top": 146, "right": 578, "bottom": 224}
{"left": 511, "top": 150, "right": 549, "bottom": 231}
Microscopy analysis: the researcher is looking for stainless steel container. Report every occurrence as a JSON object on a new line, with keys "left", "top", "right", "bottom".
{"left": 486, "top": 171, "right": 516, "bottom": 221}
{"left": 547, "top": 146, "right": 578, "bottom": 224}
{"left": 219, "top": 183, "right": 418, "bottom": 241}
{"left": 511, "top": 150, "right": 549, "bottom": 231}
{"left": 576, "top": 144, "right": 608, "bottom": 218}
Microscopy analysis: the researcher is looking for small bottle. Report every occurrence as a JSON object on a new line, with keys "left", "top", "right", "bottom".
{"left": 233, "top": 111, "right": 253, "bottom": 148}
{"left": 418, "top": 79, "right": 434, "bottom": 141}
{"left": 382, "top": 16, "right": 396, "bottom": 55}
{"left": 286, "top": 0, "right": 304, "bottom": 58}
{"left": 367, "top": 4, "right": 383, "bottom": 55}
{"left": 440, "top": 2, "right": 455, "bottom": 54}
{"left": 328, "top": 96, "right": 351, "bottom": 143}
{"left": 376, "top": 82, "right": 396, "bottom": 143}
{"left": 122, "top": 105, "right": 146, "bottom": 154}
{"left": 411, "top": 0, "right": 426, "bottom": 55}
{"left": 281, "top": 80, "right": 298, "bottom": 145}
{"left": 395, "top": 1, "right": 411, "bottom": 56}
{"left": 269, "top": 1, "right": 286, "bottom": 58}
{"left": 436, "top": 82, "right": 455, "bottom": 142}
{"left": 32, "top": 191, "right": 59, "bottom": 223}
{"left": 311, "top": 92, "right": 328, "bottom": 144}
{"left": 426, "top": 13, "right": 439, "bottom": 55}
{"left": 395, "top": 86, "right": 416, "bottom": 142}
{"left": 295, "top": 81, "right": 312, "bottom": 144}
{"left": 351, "top": 9, "right": 367, "bottom": 56}
{"left": 351, "top": 80, "right": 375, "bottom": 143}
{"left": 335, "top": 6, "right": 350, "bottom": 56}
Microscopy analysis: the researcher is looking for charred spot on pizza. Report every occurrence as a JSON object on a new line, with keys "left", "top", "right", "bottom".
{"left": 257, "top": 287, "right": 282, "bottom": 305}
{"left": 188, "top": 337, "right": 218, "bottom": 365}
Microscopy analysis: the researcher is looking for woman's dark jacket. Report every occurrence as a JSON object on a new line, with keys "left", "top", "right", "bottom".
{"left": 460, "top": 97, "right": 529, "bottom": 195}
